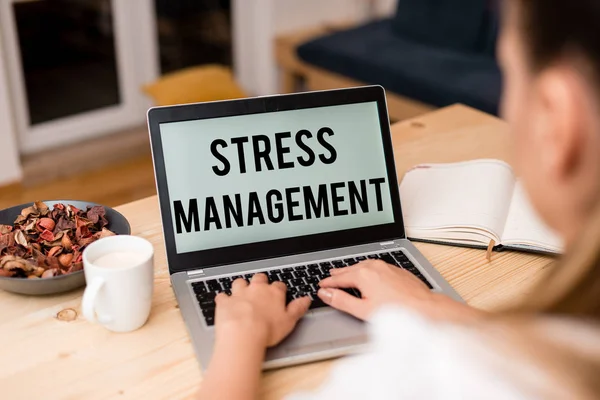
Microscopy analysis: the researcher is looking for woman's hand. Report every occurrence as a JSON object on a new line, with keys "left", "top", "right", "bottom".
{"left": 199, "top": 275, "right": 310, "bottom": 400}
{"left": 318, "top": 260, "right": 479, "bottom": 321}
{"left": 215, "top": 273, "right": 311, "bottom": 347}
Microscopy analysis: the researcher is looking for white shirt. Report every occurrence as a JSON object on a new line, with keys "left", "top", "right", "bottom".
{"left": 287, "top": 307, "right": 583, "bottom": 400}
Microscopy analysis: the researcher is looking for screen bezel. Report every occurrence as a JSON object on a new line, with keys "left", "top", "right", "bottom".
{"left": 147, "top": 86, "right": 407, "bottom": 274}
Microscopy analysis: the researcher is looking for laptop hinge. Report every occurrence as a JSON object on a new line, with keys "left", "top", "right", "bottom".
{"left": 380, "top": 241, "right": 395, "bottom": 246}
{"left": 187, "top": 269, "right": 205, "bottom": 277}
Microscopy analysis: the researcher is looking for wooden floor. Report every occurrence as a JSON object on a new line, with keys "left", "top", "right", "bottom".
{"left": 0, "top": 154, "right": 157, "bottom": 210}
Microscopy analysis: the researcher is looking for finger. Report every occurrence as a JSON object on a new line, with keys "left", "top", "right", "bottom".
{"left": 231, "top": 277, "right": 248, "bottom": 292}
{"left": 251, "top": 273, "right": 268, "bottom": 284}
{"left": 330, "top": 265, "right": 361, "bottom": 275}
{"left": 319, "top": 270, "right": 362, "bottom": 289}
{"left": 214, "top": 292, "right": 229, "bottom": 304}
{"left": 287, "top": 296, "right": 311, "bottom": 321}
{"left": 272, "top": 281, "right": 287, "bottom": 292}
{"left": 399, "top": 268, "right": 429, "bottom": 286}
{"left": 318, "top": 288, "right": 369, "bottom": 320}
{"left": 330, "top": 259, "right": 381, "bottom": 275}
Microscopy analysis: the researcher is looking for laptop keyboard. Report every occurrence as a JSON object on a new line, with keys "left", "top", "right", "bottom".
{"left": 191, "top": 250, "right": 433, "bottom": 326}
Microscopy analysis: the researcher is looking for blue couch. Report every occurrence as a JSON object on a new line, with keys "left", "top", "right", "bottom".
{"left": 297, "top": 0, "right": 502, "bottom": 115}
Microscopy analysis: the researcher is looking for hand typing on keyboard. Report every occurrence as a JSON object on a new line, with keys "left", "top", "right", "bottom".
{"left": 317, "top": 260, "right": 477, "bottom": 321}
{"left": 214, "top": 274, "right": 311, "bottom": 347}
{"left": 193, "top": 251, "right": 434, "bottom": 327}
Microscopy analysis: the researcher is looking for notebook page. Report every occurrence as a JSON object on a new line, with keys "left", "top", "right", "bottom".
{"left": 400, "top": 159, "right": 516, "bottom": 242}
{"left": 502, "top": 182, "right": 563, "bottom": 252}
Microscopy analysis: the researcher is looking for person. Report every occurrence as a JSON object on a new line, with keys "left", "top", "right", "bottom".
{"left": 198, "top": 0, "right": 600, "bottom": 398}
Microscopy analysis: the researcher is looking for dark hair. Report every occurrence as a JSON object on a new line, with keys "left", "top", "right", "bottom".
{"left": 516, "top": 0, "right": 600, "bottom": 77}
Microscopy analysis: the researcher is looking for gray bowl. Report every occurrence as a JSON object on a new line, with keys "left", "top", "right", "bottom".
{"left": 0, "top": 200, "right": 130, "bottom": 295}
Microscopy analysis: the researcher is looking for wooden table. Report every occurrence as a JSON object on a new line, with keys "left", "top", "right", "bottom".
{"left": 0, "top": 105, "right": 554, "bottom": 399}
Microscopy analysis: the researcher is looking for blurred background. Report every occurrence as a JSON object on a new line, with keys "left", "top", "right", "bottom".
{"left": 0, "top": 0, "right": 501, "bottom": 209}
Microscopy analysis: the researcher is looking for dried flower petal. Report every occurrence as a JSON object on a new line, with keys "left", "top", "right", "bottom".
{"left": 39, "top": 229, "right": 55, "bottom": 242}
{"left": 0, "top": 232, "right": 14, "bottom": 248}
{"left": 7, "top": 233, "right": 16, "bottom": 248}
{"left": 55, "top": 216, "right": 75, "bottom": 232}
{"left": 58, "top": 253, "right": 73, "bottom": 267}
{"left": 7, "top": 245, "right": 26, "bottom": 258}
{"left": 37, "top": 218, "right": 56, "bottom": 232}
{"left": 86, "top": 206, "right": 106, "bottom": 224}
{"left": 14, "top": 230, "right": 28, "bottom": 247}
{"left": 68, "top": 204, "right": 81, "bottom": 214}
{"left": 61, "top": 234, "right": 73, "bottom": 251}
{"left": 75, "top": 225, "right": 91, "bottom": 241}
{"left": 20, "top": 206, "right": 39, "bottom": 218}
{"left": 68, "top": 262, "right": 83, "bottom": 273}
{"left": 42, "top": 238, "right": 63, "bottom": 248}
{"left": 41, "top": 269, "right": 56, "bottom": 278}
{"left": 75, "top": 216, "right": 92, "bottom": 229}
{"left": 36, "top": 254, "right": 46, "bottom": 267}
{"left": 0, "top": 255, "right": 35, "bottom": 272}
{"left": 23, "top": 219, "right": 37, "bottom": 232}
{"left": 0, "top": 225, "right": 12, "bottom": 235}
{"left": 78, "top": 236, "right": 95, "bottom": 248}
{"left": 0, "top": 269, "right": 14, "bottom": 277}
{"left": 45, "top": 256, "right": 60, "bottom": 270}
{"left": 99, "top": 227, "right": 116, "bottom": 239}
{"left": 47, "top": 246, "right": 63, "bottom": 258}
{"left": 34, "top": 201, "right": 49, "bottom": 215}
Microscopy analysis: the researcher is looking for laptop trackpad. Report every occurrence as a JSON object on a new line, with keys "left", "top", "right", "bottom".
{"left": 269, "top": 309, "right": 367, "bottom": 358}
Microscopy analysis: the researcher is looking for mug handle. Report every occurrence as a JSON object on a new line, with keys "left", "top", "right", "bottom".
{"left": 82, "top": 277, "right": 113, "bottom": 325}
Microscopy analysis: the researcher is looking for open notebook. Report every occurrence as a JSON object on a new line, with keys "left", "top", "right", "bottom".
{"left": 399, "top": 159, "right": 563, "bottom": 255}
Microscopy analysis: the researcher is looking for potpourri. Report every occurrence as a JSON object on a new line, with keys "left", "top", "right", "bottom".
{"left": 0, "top": 202, "right": 115, "bottom": 279}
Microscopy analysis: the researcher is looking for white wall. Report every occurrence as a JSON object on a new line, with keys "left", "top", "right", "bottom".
{"left": 0, "top": 31, "right": 22, "bottom": 186}
{"left": 273, "top": 0, "right": 367, "bottom": 34}
{"left": 232, "top": 0, "right": 277, "bottom": 96}
{"left": 233, "top": 0, "right": 397, "bottom": 96}
{"left": 274, "top": 0, "right": 397, "bottom": 34}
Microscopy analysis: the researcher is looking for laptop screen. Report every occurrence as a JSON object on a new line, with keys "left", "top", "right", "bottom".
{"left": 159, "top": 101, "right": 395, "bottom": 254}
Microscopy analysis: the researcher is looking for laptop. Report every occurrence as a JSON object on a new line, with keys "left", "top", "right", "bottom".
{"left": 147, "top": 85, "right": 463, "bottom": 370}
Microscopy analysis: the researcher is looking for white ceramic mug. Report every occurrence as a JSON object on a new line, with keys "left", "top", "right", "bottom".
{"left": 82, "top": 235, "right": 154, "bottom": 332}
